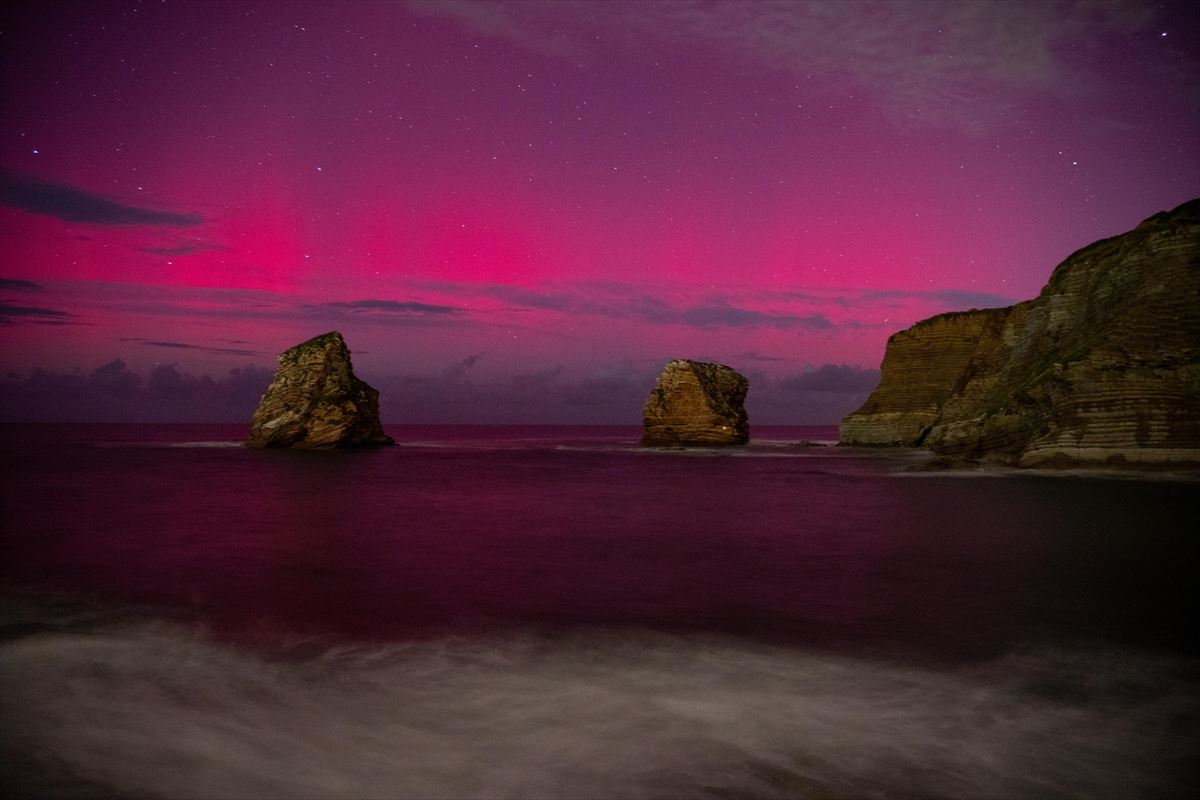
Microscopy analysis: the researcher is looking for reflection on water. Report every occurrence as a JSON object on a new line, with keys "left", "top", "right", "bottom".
{"left": 1, "top": 425, "right": 1198, "bottom": 797}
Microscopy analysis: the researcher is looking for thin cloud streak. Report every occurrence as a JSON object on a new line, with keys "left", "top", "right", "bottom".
{"left": 0, "top": 301, "right": 82, "bottom": 326}
{"left": 140, "top": 241, "right": 229, "bottom": 257}
{"left": 119, "top": 338, "right": 265, "bottom": 357}
{"left": 321, "top": 299, "right": 464, "bottom": 315}
{"left": 0, "top": 171, "right": 203, "bottom": 226}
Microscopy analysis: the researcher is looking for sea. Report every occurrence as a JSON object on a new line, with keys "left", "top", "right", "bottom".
{"left": 1, "top": 423, "right": 1197, "bottom": 799}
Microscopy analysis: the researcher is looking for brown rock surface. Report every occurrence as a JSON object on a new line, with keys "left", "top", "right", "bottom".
{"left": 642, "top": 359, "right": 749, "bottom": 445}
{"left": 841, "top": 198, "right": 1200, "bottom": 467}
{"left": 248, "top": 331, "right": 394, "bottom": 449}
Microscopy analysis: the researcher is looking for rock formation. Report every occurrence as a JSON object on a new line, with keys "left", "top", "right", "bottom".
{"left": 642, "top": 359, "right": 749, "bottom": 445}
{"left": 841, "top": 198, "right": 1200, "bottom": 467}
{"left": 248, "top": 331, "right": 394, "bottom": 449}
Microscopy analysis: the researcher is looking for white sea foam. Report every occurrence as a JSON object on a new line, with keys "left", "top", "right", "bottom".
{"left": 2, "top": 621, "right": 1195, "bottom": 799}
{"left": 93, "top": 441, "right": 244, "bottom": 449}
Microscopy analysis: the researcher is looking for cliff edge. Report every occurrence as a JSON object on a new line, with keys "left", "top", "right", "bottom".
{"left": 248, "top": 332, "right": 394, "bottom": 448}
{"left": 840, "top": 199, "right": 1200, "bottom": 467}
{"left": 642, "top": 359, "right": 749, "bottom": 445}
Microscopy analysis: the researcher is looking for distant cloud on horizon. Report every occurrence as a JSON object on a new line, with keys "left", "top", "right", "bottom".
{"left": 781, "top": 364, "right": 881, "bottom": 394}
{"left": 0, "top": 354, "right": 877, "bottom": 425}
{"left": 0, "top": 171, "right": 203, "bottom": 226}
{"left": 0, "top": 359, "right": 274, "bottom": 423}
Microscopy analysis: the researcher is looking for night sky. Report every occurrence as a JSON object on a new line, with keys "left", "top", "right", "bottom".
{"left": 2, "top": 0, "right": 1197, "bottom": 424}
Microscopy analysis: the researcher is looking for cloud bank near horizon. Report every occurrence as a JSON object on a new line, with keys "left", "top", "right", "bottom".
{"left": 0, "top": 274, "right": 1006, "bottom": 404}
{"left": 0, "top": 354, "right": 878, "bottom": 426}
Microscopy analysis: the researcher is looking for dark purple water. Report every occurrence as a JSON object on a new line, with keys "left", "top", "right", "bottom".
{"left": 2, "top": 424, "right": 1198, "bottom": 798}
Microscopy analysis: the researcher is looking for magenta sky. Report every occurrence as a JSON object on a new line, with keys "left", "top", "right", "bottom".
{"left": 2, "top": 0, "right": 1197, "bottom": 423}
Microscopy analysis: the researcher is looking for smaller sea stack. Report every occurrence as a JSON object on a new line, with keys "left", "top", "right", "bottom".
{"left": 642, "top": 359, "right": 749, "bottom": 446}
{"left": 248, "top": 331, "right": 394, "bottom": 449}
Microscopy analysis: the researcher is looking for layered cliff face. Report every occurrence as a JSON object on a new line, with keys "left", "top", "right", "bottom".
{"left": 248, "top": 332, "right": 395, "bottom": 449}
{"left": 642, "top": 360, "right": 749, "bottom": 446}
{"left": 841, "top": 199, "right": 1200, "bottom": 467}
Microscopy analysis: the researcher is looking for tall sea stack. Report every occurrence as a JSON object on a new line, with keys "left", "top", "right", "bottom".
{"left": 642, "top": 359, "right": 749, "bottom": 446}
{"left": 840, "top": 198, "right": 1200, "bottom": 467}
{"left": 248, "top": 331, "right": 394, "bottom": 449}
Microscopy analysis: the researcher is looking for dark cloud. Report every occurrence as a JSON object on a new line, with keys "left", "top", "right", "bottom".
{"left": 0, "top": 354, "right": 874, "bottom": 426}
{"left": 118, "top": 337, "right": 264, "bottom": 357}
{"left": 374, "top": 359, "right": 651, "bottom": 424}
{"left": 373, "top": 356, "right": 873, "bottom": 425}
{"left": 0, "top": 361, "right": 274, "bottom": 423}
{"left": 679, "top": 304, "right": 833, "bottom": 330}
{"left": 443, "top": 352, "right": 486, "bottom": 381}
{"left": 0, "top": 301, "right": 82, "bottom": 326}
{"left": 781, "top": 364, "right": 881, "bottom": 394}
{"left": 322, "top": 299, "right": 463, "bottom": 315}
{"left": 0, "top": 278, "right": 43, "bottom": 292}
{"left": 619, "top": 294, "right": 675, "bottom": 324}
{"left": 140, "top": 241, "right": 229, "bottom": 256}
{"left": 0, "top": 171, "right": 202, "bottom": 226}
{"left": 734, "top": 352, "right": 790, "bottom": 363}
{"left": 861, "top": 288, "right": 1013, "bottom": 310}
{"left": 511, "top": 364, "right": 565, "bottom": 387}
{"left": 559, "top": 369, "right": 645, "bottom": 409}
{"left": 411, "top": 281, "right": 575, "bottom": 312}
{"left": 485, "top": 285, "right": 572, "bottom": 311}
{"left": 90, "top": 358, "right": 143, "bottom": 399}
{"left": 928, "top": 289, "right": 1013, "bottom": 309}
{"left": 411, "top": 281, "right": 841, "bottom": 330}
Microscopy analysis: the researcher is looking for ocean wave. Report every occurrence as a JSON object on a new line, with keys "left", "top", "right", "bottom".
{"left": 2, "top": 617, "right": 1195, "bottom": 799}
{"left": 92, "top": 441, "right": 245, "bottom": 449}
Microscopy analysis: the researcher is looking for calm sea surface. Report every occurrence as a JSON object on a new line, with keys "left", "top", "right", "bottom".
{"left": 1, "top": 424, "right": 1197, "bottom": 798}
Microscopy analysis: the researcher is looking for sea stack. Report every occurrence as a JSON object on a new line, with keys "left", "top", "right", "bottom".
{"left": 840, "top": 198, "right": 1200, "bottom": 467}
{"left": 642, "top": 359, "right": 749, "bottom": 446}
{"left": 248, "top": 331, "right": 394, "bottom": 449}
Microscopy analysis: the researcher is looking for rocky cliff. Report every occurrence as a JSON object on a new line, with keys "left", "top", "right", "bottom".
{"left": 248, "top": 332, "right": 394, "bottom": 449}
{"left": 841, "top": 199, "right": 1200, "bottom": 467}
{"left": 642, "top": 359, "right": 749, "bottom": 445}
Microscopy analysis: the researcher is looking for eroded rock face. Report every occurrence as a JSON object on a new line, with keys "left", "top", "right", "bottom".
{"left": 642, "top": 359, "right": 749, "bottom": 445}
{"left": 841, "top": 198, "right": 1200, "bottom": 467}
{"left": 248, "top": 332, "right": 394, "bottom": 449}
